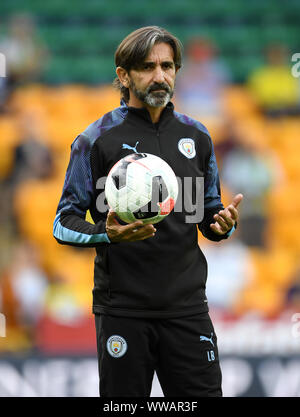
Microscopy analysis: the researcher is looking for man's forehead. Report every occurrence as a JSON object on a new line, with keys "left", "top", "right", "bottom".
{"left": 144, "top": 42, "right": 174, "bottom": 62}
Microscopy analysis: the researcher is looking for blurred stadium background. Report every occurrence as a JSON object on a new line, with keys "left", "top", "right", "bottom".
{"left": 0, "top": 0, "right": 300, "bottom": 397}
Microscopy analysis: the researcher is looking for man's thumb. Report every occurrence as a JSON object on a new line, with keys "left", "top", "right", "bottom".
{"left": 232, "top": 193, "right": 243, "bottom": 208}
{"left": 106, "top": 209, "right": 115, "bottom": 222}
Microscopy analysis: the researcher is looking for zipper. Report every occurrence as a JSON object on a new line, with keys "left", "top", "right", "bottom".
{"left": 154, "top": 124, "right": 162, "bottom": 156}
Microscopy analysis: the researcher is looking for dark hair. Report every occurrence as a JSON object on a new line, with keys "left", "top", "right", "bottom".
{"left": 113, "top": 26, "right": 182, "bottom": 102}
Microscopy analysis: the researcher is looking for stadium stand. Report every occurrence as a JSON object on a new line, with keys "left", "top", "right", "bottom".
{"left": 0, "top": 0, "right": 300, "bottom": 352}
{"left": 0, "top": 0, "right": 299, "bottom": 83}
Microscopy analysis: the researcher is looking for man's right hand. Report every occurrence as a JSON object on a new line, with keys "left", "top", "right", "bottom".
{"left": 106, "top": 210, "right": 156, "bottom": 243}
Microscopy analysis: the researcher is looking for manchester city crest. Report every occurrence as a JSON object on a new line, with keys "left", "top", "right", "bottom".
{"left": 178, "top": 138, "right": 196, "bottom": 159}
{"left": 106, "top": 335, "right": 128, "bottom": 358}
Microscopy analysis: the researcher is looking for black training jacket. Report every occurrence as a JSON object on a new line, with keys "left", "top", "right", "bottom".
{"left": 53, "top": 100, "right": 235, "bottom": 318}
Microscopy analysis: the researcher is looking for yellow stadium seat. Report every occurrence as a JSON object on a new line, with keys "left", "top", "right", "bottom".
{"left": 13, "top": 176, "right": 96, "bottom": 303}
{"left": 0, "top": 116, "right": 21, "bottom": 178}
{"left": 267, "top": 184, "right": 300, "bottom": 217}
{"left": 269, "top": 218, "right": 300, "bottom": 253}
{"left": 223, "top": 85, "right": 260, "bottom": 120}
{"left": 233, "top": 246, "right": 296, "bottom": 317}
{"left": 233, "top": 280, "right": 284, "bottom": 318}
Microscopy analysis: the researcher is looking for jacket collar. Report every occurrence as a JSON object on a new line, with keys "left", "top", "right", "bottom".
{"left": 120, "top": 99, "right": 174, "bottom": 127}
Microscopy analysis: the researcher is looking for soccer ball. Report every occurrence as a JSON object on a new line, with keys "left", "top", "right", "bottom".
{"left": 105, "top": 153, "right": 178, "bottom": 224}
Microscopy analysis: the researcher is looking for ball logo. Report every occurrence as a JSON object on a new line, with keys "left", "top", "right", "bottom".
{"left": 178, "top": 138, "right": 196, "bottom": 159}
{"left": 107, "top": 335, "right": 127, "bottom": 358}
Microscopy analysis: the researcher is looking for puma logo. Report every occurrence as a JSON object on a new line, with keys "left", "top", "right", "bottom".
{"left": 122, "top": 141, "right": 139, "bottom": 154}
{"left": 200, "top": 332, "right": 214, "bottom": 347}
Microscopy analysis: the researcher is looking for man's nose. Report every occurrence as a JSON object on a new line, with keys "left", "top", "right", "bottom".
{"left": 152, "top": 66, "right": 165, "bottom": 83}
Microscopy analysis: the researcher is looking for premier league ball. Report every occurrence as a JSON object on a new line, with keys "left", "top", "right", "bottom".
{"left": 105, "top": 153, "right": 178, "bottom": 224}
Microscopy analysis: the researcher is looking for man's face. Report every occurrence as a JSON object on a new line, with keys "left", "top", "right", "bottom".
{"left": 128, "top": 42, "right": 177, "bottom": 108}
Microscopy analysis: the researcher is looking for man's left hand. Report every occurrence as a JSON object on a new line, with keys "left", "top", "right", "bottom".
{"left": 210, "top": 193, "right": 243, "bottom": 236}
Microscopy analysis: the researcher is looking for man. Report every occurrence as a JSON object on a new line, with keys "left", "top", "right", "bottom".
{"left": 53, "top": 26, "right": 243, "bottom": 397}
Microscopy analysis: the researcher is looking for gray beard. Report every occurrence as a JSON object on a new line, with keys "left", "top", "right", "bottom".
{"left": 144, "top": 91, "right": 171, "bottom": 107}
{"left": 129, "top": 81, "right": 174, "bottom": 108}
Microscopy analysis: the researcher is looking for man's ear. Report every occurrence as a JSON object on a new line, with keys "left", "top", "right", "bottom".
{"left": 116, "top": 67, "right": 130, "bottom": 88}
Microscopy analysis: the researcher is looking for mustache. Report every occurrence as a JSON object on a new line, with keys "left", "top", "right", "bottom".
{"left": 147, "top": 83, "right": 171, "bottom": 93}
